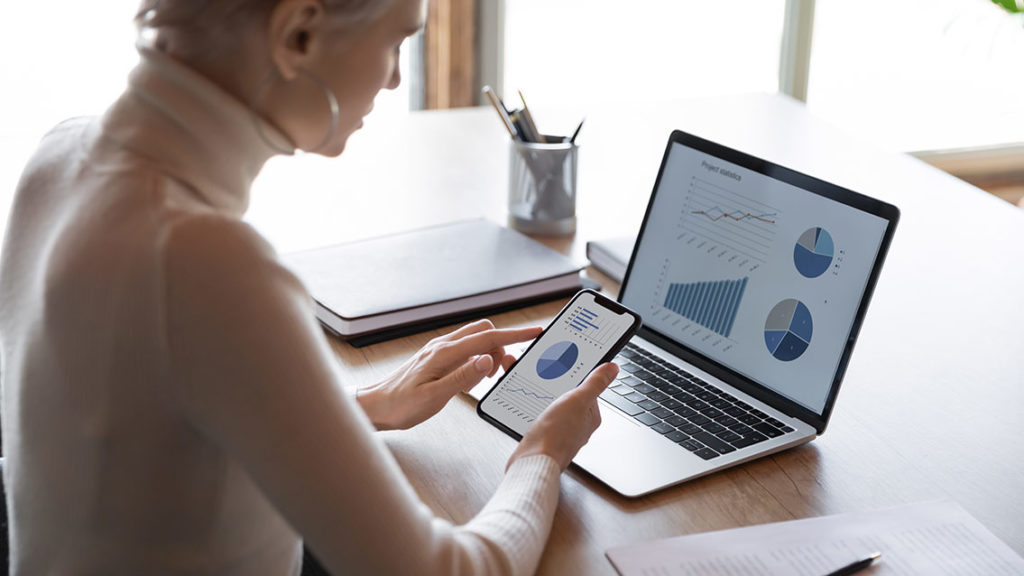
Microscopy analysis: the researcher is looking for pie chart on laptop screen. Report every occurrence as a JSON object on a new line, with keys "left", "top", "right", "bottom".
{"left": 794, "top": 227, "right": 834, "bottom": 278}
{"left": 536, "top": 341, "right": 579, "bottom": 380}
{"left": 764, "top": 299, "right": 813, "bottom": 362}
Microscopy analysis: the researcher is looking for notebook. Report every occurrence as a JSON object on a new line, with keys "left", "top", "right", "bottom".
{"left": 474, "top": 130, "right": 898, "bottom": 497}
{"left": 283, "top": 219, "right": 583, "bottom": 347}
{"left": 585, "top": 236, "right": 635, "bottom": 283}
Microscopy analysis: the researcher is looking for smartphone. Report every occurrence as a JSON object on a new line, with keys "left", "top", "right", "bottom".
{"left": 478, "top": 289, "right": 642, "bottom": 440}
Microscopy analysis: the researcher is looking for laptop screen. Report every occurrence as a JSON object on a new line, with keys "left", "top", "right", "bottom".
{"left": 620, "top": 135, "right": 893, "bottom": 417}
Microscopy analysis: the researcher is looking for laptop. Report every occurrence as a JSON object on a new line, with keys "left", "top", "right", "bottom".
{"left": 475, "top": 129, "right": 899, "bottom": 497}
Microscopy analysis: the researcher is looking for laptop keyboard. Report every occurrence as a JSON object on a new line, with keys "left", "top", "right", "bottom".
{"left": 599, "top": 343, "right": 795, "bottom": 461}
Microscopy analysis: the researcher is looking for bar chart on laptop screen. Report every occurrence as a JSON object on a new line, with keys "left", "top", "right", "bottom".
{"left": 649, "top": 258, "right": 743, "bottom": 354}
{"left": 663, "top": 277, "right": 748, "bottom": 339}
{"left": 677, "top": 175, "right": 780, "bottom": 272}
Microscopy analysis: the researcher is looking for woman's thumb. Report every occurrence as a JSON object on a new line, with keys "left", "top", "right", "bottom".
{"left": 576, "top": 362, "right": 619, "bottom": 399}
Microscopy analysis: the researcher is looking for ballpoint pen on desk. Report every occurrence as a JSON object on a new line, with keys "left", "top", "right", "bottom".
{"left": 823, "top": 552, "right": 882, "bottom": 576}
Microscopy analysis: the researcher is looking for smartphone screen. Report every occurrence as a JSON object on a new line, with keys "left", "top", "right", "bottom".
{"left": 478, "top": 290, "right": 641, "bottom": 439}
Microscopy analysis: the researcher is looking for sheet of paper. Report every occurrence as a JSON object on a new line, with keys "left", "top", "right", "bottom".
{"left": 606, "top": 500, "right": 1024, "bottom": 576}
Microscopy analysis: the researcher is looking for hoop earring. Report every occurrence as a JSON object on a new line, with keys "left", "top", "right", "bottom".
{"left": 250, "top": 68, "right": 340, "bottom": 154}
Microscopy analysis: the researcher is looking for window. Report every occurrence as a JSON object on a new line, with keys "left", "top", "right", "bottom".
{"left": 499, "top": 0, "right": 1024, "bottom": 169}
{"left": 503, "top": 1, "right": 787, "bottom": 109}
{"left": 0, "top": 2, "right": 414, "bottom": 237}
{"left": 807, "top": 0, "right": 1024, "bottom": 154}
{"left": 0, "top": 2, "right": 139, "bottom": 231}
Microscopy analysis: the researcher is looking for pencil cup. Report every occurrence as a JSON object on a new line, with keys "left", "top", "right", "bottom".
{"left": 507, "top": 138, "right": 577, "bottom": 236}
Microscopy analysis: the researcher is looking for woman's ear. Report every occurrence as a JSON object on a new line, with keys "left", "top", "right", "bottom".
{"left": 266, "top": 0, "right": 327, "bottom": 80}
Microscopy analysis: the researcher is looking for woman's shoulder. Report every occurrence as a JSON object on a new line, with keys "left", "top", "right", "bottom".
{"left": 45, "top": 116, "right": 94, "bottom": 140}
{"left": 160, "top": 213, "right": 309, "bottom": 305}
{"left": 159, "top": 214, "right": 317, "bottom": 372}
{"left": 162, "top": 213, "right": 278, "bottom": 274}
{"left": 16, "top": 117, "right": 97, "bottom": 185}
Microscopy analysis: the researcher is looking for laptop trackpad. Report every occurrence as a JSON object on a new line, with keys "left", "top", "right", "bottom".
{"left": 572, "top": 404, "right": 706, "bottom": 497}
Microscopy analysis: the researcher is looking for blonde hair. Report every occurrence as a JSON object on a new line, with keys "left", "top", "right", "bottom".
{"left": 135, "top": 0, "right": 396, "bottom": 60}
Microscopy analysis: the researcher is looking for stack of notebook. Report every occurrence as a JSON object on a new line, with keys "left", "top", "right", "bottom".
{"left": 282, "top": 219, "right": 583, "bottom": 346}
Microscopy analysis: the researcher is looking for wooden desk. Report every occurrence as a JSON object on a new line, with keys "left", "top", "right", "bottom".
{"left": 247, "top": 93, "right": 1024, "bottom": 574}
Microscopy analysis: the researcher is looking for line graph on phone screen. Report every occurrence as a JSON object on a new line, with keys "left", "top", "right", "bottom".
{"left": 488, "top": 371, "right": 566, "bottom": 424}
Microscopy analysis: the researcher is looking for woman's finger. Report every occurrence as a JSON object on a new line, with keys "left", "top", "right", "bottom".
{"left": 421, "top": 326, "right": 540, "bottom": 375}
{"left": 431, "top": 319, "right": 494, "bottom": 344}
{"left": 486, "top": 348, "right": 505, "bottom": 377}
{"left": 451, "top": 326, "right": 541, "bottom": 355}
{"left": 424, "top": 326, "right": 540, "bottom": 373}
{"left": 431, "top": 354, "right": 493, "bottom": 398}
{"left": 483, "top": 343, "right": 519, "bottom": 377}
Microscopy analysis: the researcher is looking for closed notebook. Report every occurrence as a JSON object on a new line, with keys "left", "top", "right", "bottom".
{"left": 585, "top": 236, "right": 635, "bottom": 283}
{"left": 282, "top": 219, "right": 583, "bottom": 346}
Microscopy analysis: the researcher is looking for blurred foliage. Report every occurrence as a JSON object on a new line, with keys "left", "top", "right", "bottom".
{"left": 991, "top": 0, "right": 1023, "bottom": 13}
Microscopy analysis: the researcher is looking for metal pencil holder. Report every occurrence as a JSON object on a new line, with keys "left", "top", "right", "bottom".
{"left": 507, "top": 138, "right": 577, "bottom": 236}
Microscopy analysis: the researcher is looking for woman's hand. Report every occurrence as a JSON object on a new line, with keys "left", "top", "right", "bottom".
{"left": 507, "top": 362, "right": 619, "bottom": 471}
{"left": 357, "top": 319, "right": 542, "bottom": 430}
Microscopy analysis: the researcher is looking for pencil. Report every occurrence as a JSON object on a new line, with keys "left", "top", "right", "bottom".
{"left": 482, "top": 85, "right": 519, "bottom": 140}
{"left": 517, "top": 90, "right": 546, "bottom": 143}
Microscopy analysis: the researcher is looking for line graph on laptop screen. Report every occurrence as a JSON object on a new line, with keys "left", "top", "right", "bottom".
{"left": 677, "top": 174, "right": 781, "bottom": 272}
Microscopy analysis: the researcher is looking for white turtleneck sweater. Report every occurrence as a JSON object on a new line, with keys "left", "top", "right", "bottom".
{"left": 0, "top": 48, "right": 560, "bottom": 575}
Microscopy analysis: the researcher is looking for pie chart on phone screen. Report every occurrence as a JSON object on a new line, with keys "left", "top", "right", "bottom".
{"left": 536, "top": 341, "right": 579, "bottom": 380}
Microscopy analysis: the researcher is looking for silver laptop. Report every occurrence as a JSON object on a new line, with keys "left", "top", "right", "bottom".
{"left": 476, "top": 130, "right": 899, "bottom": 497}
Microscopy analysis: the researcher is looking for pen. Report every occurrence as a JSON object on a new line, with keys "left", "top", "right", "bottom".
{"left": 517, "top": 90, "right": 546, "bottom": 143}
{"left": 569, "top": 117, "right": 585, "bottom": 144}
{"left": 508, "top": 111, "right": 529, "bottom": 142}
{"left": 823, "top": 551, "right": 882, "bottom": 576}
{"left": 482, "top": 85, "right": 519, "bottom": 140}
{"left": 510, "top": 110, "right": 541, "bottom": 144}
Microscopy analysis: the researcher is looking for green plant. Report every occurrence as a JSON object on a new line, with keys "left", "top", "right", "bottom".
{"left": 991, "top": 0, "right": 1023, "bottom": 13}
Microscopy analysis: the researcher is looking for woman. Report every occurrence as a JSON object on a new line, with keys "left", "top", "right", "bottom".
{"left": 0, "top": 0, "right": 618, "bottom": 574}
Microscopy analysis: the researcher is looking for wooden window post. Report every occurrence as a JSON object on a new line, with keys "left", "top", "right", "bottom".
{"left": 424, "top": 0, "right": 477, "bottom": 109}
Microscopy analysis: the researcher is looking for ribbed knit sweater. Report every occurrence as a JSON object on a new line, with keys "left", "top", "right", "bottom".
{"left": 0, "top": 47, "right": 559, "bottom": 575}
